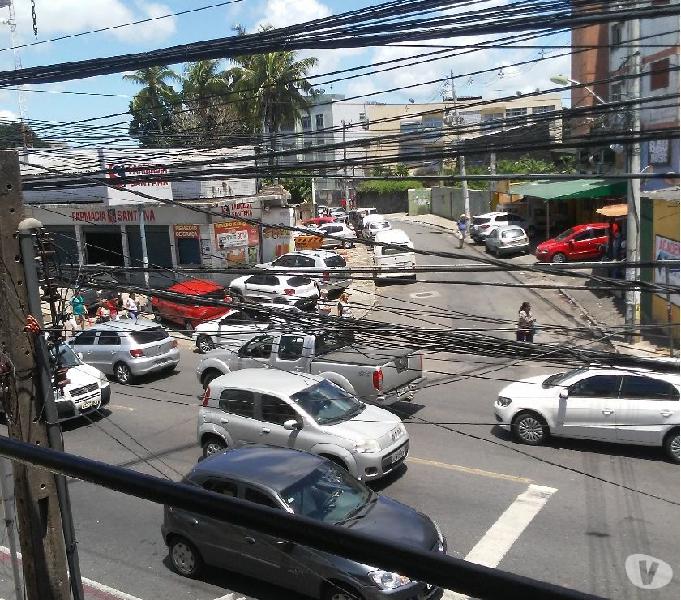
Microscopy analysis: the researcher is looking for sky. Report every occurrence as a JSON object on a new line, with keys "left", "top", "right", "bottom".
{"left": 0, "top": 0, "right": 572, "bottom": 135}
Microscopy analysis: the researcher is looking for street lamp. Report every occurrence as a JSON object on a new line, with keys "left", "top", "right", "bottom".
{"left": 550, "top": 74, "right": 607, "bottom": 105}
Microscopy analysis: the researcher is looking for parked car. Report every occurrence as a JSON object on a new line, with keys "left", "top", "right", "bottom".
{"left": 329, "top": 207, "right": 348, "bottom": 222}
{"left": 485, "top": 225, "right": 530, "bottom": 257}
{"left": 196, "top": 331, "right": 424, "bottom": 406}
{"left": 151, "top": 279, "right": 232, "bottom": 331}
{"left": 49, "top": 342, "right": 111, "bottom": 421}
{"left": 162, "top": 446, "right": 446, "bottom": 600}
{"left": 494, "top": 367, "right": 680, "bottom": 461}
{"left": 256, "top": 250, "right": 350, "bottom": 297}
{"left": 191, "top": 309, "right": 272, "bottom": 354}
{"left": 303, "top": 216, "right": 336, "bottom": 227}
{"left": 69, "top": 319, "right": 180, "bottom": 384}
{"left": 535, "top": 223, "right": 610, "bottom": 263}
{"left": 470, "top": 212, "right": 530, "bottom": 243}
{"left": 228, "top": 274, "right": 319, "bottom": 311}
{"left": 312, "top": 222, "right": 355, "bottom": 248}
{"left": 348, "top": 207, "right": 377, "bottom": 230}
{"left": 373, "top": 229, "right": 416, "bottom": 280}
{"left": 362, "top": 215, "right": 392, "bottom": 240}
{"left": 198, "top": 369, "right": 411, "bottom": 480}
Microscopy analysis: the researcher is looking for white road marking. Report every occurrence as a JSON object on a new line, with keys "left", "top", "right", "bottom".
{"left": 407, "top": 456, "right": 533, "bottom": 484}
{"left": 409, "top": 291, "right": 440, "bottom": 299}
{"left": 213, "top": 594, "right": 255, "bottom": 600}
{"left": 109, "top": 404, "right": 135, "bottom": 411}
{"left": 441, "top": 484, "right": 558, "bottom": 600}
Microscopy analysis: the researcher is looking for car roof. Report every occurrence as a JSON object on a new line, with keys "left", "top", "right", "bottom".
{"left": 583, "top": 366, "right": 680, "bottom": 384}
{"left": 474, "top": 211, "right": 507, "bottom": 218}
{"left": 295, "top": 249, "right": 338, "bottom": 258}
{"left": 496, "top": 225, "right": 526, "bottom": 231}
{"left": 210, "top": 368, "right": 323, "bottom": 395}
{"left": 167, "top": 279, "right": 223, "bottom": 294}
{"left": 189, "top": 446, "right": 328, "bottom": 492}
{"left": 571, "top": 222, "right": 610, "bottom": 231}
{"left": 374, "top": 228, "right": 411, "bottom": 243}
{"left": 82, "top": 318, "right": 162, "bottom": 333}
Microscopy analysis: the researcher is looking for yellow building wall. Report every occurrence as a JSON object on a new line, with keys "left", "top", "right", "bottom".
{"left": 651, "top": 199, "right": 680, "bottom": 340}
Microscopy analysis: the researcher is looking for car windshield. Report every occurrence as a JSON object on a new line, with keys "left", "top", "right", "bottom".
{"left": 473, "top": 216, "right": 490, "bottom": 225}
{"left": 542, "top": 368, "right": 589, "bottom": 388}
{"left": 554, "top": 227, "right": 575, "bottom": 241}
{"left": 287, "top": 276, "right": 312, "bottom": 287}
{"left": 54, "top": 343, "right": 80, "bottom": 368}
{"left": 324, "top": 255, "right": 346, "bottom": 267}
{"left": 199, "top": 287, "right": 227, "bottom": 300}
{"left": 383, "top": 245, "right": 410, "bottom": 256}
{"left": 291, "top": 379, "right": 365, "bottom": 425}
{"left": 130, "top": 328, "right": 168, "bottom": 344}
{"left": 280, "top": 463, "right": 372, "bottom": 523}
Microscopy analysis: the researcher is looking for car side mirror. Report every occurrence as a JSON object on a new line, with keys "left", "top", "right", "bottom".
{"left": 559, "top": 389, "right": 568, "bottom": 400}
{"left": 283, "top": 419, "right": 301, "bottom": 431}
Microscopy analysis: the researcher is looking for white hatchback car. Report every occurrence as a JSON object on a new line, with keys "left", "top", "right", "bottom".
{"left": 471, "top": 212, "right": 530, "bottom": 242}
{"left": 312, "top": 222, "right": 355, "bottom": 248}
{"left": 229, "top": 273, "right": 319, "bottom": 311}
{"left": 192, "top": 308, "right": 272, "bottom": 354}
{"left": 494, "top": 367, "right": 680, "bottom": 461}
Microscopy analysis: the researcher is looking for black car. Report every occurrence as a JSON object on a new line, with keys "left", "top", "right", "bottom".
{"left": 162, "top": 447, "right": 445, "bottom": 600}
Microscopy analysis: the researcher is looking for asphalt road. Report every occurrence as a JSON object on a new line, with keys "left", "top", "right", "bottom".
{"left": 0, "top": 221, "right": 677, "bottom": 600}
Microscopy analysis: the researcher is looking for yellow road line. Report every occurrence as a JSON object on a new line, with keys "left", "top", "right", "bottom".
{"left": 407, "top": 456, "right": 533, "bottom": 484}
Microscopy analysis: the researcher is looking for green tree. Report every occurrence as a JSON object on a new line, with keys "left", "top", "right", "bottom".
{"left": 264, "top": 172, "right": 312, "bottom": 204}
{"left": 0, "top": 122, "right": 50, "bottom": 148}
{"left": 124, "top": 66, "right": 180, "bottom": 146}
{"left": 231, "top": 31, "right": 317, "bottom": 164}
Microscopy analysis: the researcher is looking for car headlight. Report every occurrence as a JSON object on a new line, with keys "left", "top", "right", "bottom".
{"left": 497, "top": 396, "right": 512, "bottom": 407}
{"left": 369, "top": 570, "right": 411, "bottom": 590}
{"left": 354, "top": 439, "right": 381, "bottom": 454}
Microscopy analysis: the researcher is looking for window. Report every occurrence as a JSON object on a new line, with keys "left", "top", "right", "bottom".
{"left": 98, "top": 332, "right": 121, "bottom": 346}
{"left": 278, "top": 335, "right": 305, "bottom": 361}
{"left": 610, "top": 82, "right": 623, "bottom": 102}
{"left": 260, "top": 394, "right": 299, "bottom": 425}
{"left": 315, "top": 114, "right": 324, "bottom": 129}
{"left": 301, "top": 115, "right": 311, "bottom": 130}
{"left": 650, "top": 58, "right": 670, "bottom": 91}
{"left": 573, "top": 230, "right": 593, "bottom": 242}
{"left": 220, "top": 311, "right": 253, "bottom": 325}
{"left": 219, "top": 389, "right": 256, "bottom": 418}
{"left": 287, "top": 276, "right": 312, "bottom": 287}
{"left": 611, "top": 22, "right": 623, "bottom": 46}
{"left": 131, "top": 328, "right": 168, "bottom": 344}
{"left": 532, "top": 105, "right": 555, "bottom": 114}
{"left": 506, "top": 107, "right": 527, "bottom": 118}
{"left": 203, "top": 479, "right": 237, "bottom": 497}
{"left": 324, "top": 255, "right": 346, "bottom": 267}
{"left": 273, "top": 255, "right": 297, "bottom": 268}
{"left": 502, "top": 229, "right": 524, "bottom": 240}
{"left": 245, "top": 274, "right": 265, "bottom": 285}
{"left": 649, "top": 139, "right": 671, "bottom": 165}
{"left": 569, "top": 375, "right": 622, "bottom": 398}
{"left": 620, "top": 376, "right": 679, "bottom": 401}
{"left": 295, "top": 256, "right": 316, "bottom": 268}
{"left": 592, "top": 228, "right": 609, "bottom": 239}
{"left": 316, "top": 136, "right": 325, "bottom": 147}
{"left": 244, "top": 487, "right": 279, "bottom": 508}
{"left": 74, "top": 331, "right": 97, "bottom": 346}
{"left": 239, "top": 335, "right": 274, "bottom": 359}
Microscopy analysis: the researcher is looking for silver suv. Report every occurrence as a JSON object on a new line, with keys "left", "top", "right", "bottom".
{"left": 70, "top": 318, "right": 180, "bottom": 384}
{"left": 198, "top": 369, "right": 409, "bottom": 481}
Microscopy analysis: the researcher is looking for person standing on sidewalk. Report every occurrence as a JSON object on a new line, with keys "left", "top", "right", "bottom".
{"left": 125, "top": 293, "right": 139, "bottom": 321}
{"left": 337, "top": 292, "right": 353, "bottom": 318}
{"left": 516, "top": 302, "right": 536, "bottom": 342}
{"left": 70, "top": 290, "right": 87, "bottom": 330}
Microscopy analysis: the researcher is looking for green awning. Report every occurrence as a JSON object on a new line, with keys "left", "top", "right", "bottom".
{"left": 509, "top": 179, "right": 627, "bottom": 200}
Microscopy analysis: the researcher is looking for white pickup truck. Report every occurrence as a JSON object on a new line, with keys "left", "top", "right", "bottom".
{"left": 195, "top": 331, "right": 423, "bottom": 406}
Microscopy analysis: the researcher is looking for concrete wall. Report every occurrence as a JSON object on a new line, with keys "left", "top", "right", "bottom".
{"left": 430, "top": 188, "right": 489, "bottom": 220}
{"left": 356, "top": 191, "right": 409, "bottom": 213}
{"left": 408, "top": 188, "right": 431, "bottom": 216}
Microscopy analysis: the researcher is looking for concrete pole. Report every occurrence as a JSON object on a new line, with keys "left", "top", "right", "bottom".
{"left": 311, "top": 177, "right": 317, "bottom": 214}
{"left": 451, "top": 72, "right": 471, "bottom": 237}
{"left": 0, "top": 459, "right": 23, "bottom": 600}
{"left": 489, "top": 151, "right": 496, "bottom": 211}
{"left": 625, "top": 10, "right": 641, "bottom": 341}
{"left": 342, "top": 120, "right": 349, "bottom": 207}
{"left": 139, "top": 206, "right": 150, "bottom": 288}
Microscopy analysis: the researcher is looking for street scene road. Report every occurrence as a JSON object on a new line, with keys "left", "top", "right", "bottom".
{"left": 1, "top": 221, "right": 675, "bottom": 600}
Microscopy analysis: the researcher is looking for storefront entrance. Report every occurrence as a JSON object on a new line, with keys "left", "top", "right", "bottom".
{"left": 83, "top": 228, "right": 124, "bottom": 266}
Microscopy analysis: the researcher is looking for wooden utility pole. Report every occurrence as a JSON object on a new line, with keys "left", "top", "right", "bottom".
{"left": 0, "top": 150, "right": 70, "bottom": 599}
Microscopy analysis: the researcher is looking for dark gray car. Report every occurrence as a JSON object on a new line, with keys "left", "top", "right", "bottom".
{"left": 162, "top": 447, "right": 446, "bottom": 600}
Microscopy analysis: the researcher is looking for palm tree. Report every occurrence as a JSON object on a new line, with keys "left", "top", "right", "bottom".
{"left": 231, "top": 38, "right": 318, "bottom": 165}
{"left": 124, "top": 66, "right": 180, "bottom": 145}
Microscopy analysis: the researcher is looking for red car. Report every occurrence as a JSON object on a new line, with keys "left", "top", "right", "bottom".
{"left": 151, "top": 279, "right": 231, "bottom": 330}
{"left": 535, "top": 223, "right": 610, "bottom": 263}
{"left": 303, "top": 216, "right": 336, "bottom": 227}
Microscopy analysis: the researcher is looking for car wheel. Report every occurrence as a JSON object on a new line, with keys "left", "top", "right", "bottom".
{"left": 322, "top": 582, "right": 363, "bottom": 600}
{"left": 551, "top": 252, "right": 567, "bottom": 264}
{"left": 196, "top": 335, "right": 214, "bottom": 354}
{"left": 202, "top": 436, "right": 227, "bottom": 458}
{"left": 113, "top": 362, "right": 133, "bottom": 385}
{"left": 664, "top": 429, "right": 680, "bottom": 462}
{"left": 169, "top": 536, "right": 202, "bottom": 578}
{"left": 201, "top": 369, "right": 222, "bottom": 389}
{"left": 184, "top": 320, "right": 194, "bottom": 333}
{"left": 512, "top": 412, "right": 548, "bottom": 446}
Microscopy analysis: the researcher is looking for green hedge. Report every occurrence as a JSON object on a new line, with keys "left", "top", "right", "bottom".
{"left": 357, "top": 179, "right": 423, "bottom": 194}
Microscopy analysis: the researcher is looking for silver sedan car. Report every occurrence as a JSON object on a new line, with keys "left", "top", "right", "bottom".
{"left": 485, "top": 225, "right": 530, "bottom": 257}
{"left": 198, "top": 369, "right": 410, "bottom": 481}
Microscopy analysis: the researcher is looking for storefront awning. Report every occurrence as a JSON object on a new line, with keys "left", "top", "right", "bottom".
{"left": 596, "top": 203, "right": 628, "bottom": 217}
{"left": 509, "top": 179, "right": 627, "bottom": 200}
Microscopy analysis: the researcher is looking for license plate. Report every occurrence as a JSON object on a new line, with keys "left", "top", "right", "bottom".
{"left": 391, "top": 446, "right": 406, "bottom": 463}
{"left": 80, "top": 399, "right": 98, "bottom": 410}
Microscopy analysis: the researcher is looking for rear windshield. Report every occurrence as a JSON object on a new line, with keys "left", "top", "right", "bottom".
{"left": 130, "top": 328, "right": 169, "bottom": 344}
{"left": 324, "top": 256, "right": 346, "bottom": 267}
{"left": 287, "top": 276, "right": 312, "bottom": 287}
{"left": 502, "top": 229, "right": 525, "bottom": 239}
{"left": 383, "top": 246, "right": 410, "bottom": 256}
{"left": 473, "top": 217, "right": 490, "bottom": 225}
{"left": 314, "top": 331, "right": 355, "bottom": 354}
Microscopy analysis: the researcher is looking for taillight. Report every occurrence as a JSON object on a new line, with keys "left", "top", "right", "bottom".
{"left": 372, "top": 369, "right": 383, "bottom": 390}
{"left": 323, "top": 271, "right": 330, "bottom": 281}
{"left": 284, "top": 288, "right": 295, "bottom": 296}
{"left": 170, "top": 340, "right": 178, "bottom": 348}
{"left": 130, "top": 349, "right": 144, "bottom": 358}
{"left": 202, "top": 386, "right": 210, "bottom": 407}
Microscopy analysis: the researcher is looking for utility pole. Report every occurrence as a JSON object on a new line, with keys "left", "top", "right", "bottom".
{"left": 450, "top": 71, "right": 470, "bottom": 236}
{"left": 139, "top": 206, "right": 150, "bottom": 288}
{"left": 0, "top": 150, "right": 70, "bottom": 599}
{"left": 625, "top": 9, "right": 641, "bottom": 341}
{"left": 342, "top": 120, "right": 349, "bottom": 208}
{"left": 488, "top": 151, "right": 496, "bottom": 211}
{"left": 311, "top": 176, "right": 317, "bottom": 213}
{"left": 0, "top": 459, "right": 23, "bottom": 600}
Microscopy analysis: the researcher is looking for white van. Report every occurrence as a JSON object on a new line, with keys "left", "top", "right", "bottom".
{"left": 373, "top": 229, "right": 416, "bottom": 280}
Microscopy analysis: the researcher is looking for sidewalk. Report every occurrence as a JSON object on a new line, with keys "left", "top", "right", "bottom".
{"left": 337, "top": 243, "right": 377, "bottom": 317}
{"left": 388, "top": 213, "right": 674, "bottom": 358}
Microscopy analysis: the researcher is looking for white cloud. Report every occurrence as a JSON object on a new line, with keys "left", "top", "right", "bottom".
{"left": 254, "top": 0, "right": 330, "bottom": 30}
{"left": 0, "top": 109, "right": 19, "bottom": 121}
{"left": 14, "top": 0, "right": 176, "bottom": 44}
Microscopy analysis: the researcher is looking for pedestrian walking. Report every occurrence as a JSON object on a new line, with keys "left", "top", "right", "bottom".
{"left": 106, "top": 296, "right": 119, "bottom": 320}
{"left": 516, "top": 301, "right": 536, "bottom": 342}
{"left": 454, "top": 213, "right": 467, "bottom": 248}
{"left": 125, "top": 293, "right": 139, "bottom": 321}
{"left": 337, "top": 292, "right": 353, "bottom": 318}
{"left": 70, "top": 290, "right": 87, "bottom": 330}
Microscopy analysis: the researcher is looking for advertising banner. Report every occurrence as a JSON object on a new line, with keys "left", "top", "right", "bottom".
{"left": 654, "top": 235, "right": 680, "bottom": 306}
{"left": 214, "top": 221, "right": 260, "bottom": 264}
{"left": 173, "top": 224, "right": 201, "bottom": 239}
